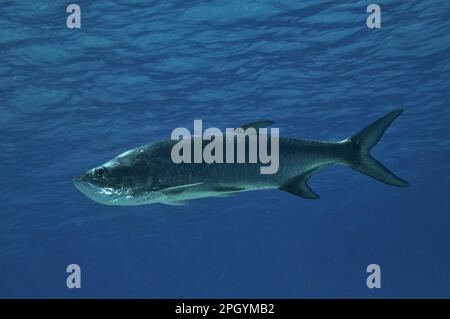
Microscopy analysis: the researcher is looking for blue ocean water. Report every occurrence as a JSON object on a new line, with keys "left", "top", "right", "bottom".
{"left": 1, "top": 0, "right": 449, "bottom": 298}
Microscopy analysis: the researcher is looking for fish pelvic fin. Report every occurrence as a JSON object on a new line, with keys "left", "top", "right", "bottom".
{"left": 342, "top": 109, "right": 409, "bottom": 187}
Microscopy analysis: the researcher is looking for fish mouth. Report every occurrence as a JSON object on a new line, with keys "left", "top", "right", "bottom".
{"left": 72, "top": 175, "right": 119, "bottom": 205}
{"left": 73, "top": 175, "right": 100, "bottom": 193}
{"left": 73, "top": 176, "right": 89, "bottom": 192}
{"left": 73, "top": 175, "right": 108, "bottom": 204}
{"left": 73, "top": 175, "right": 89, "bottom": 185}
{"left": 73, "top": 176, "right": 97, "bottom": 189}
{"left": 72, "top": 175, "right": 85, "bottom": 183}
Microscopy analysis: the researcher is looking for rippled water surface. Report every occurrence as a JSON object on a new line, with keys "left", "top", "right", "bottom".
{"left": 1, "top": 0, "right": 449, "bottom": 297}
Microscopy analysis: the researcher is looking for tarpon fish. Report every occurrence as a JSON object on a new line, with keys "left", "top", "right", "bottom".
{"left": 73, "top": 110, "right": 408, "bottom": 205}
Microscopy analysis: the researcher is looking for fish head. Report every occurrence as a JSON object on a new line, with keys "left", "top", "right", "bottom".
{"left": 73, "top": 147, "right": 161, "bottom": 205}
{"left": 73, "top": 162, "right": 129, "bottom": 205}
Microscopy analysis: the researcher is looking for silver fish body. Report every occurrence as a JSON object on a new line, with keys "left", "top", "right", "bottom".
{"left": 73, "top": 110, "right": 408, "bottom": 206}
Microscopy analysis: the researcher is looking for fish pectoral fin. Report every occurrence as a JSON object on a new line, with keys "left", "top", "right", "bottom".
{"left": 160, "top": 182, "right": 204, "bottom": 195}
{"left": 240, "top": 120, "right": 274, "bottom": 131}
{"left": 213, "top": 186, "right": 245, "bottom": 193}
{"left": 279, "top": 172, "right": 319, "bottom": 199}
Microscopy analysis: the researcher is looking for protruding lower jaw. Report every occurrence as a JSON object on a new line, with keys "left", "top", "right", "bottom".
{"left": 72, "top": 176, "right": 105, "bottom": 204}
{"left": 73, "top": 176, "right": 92, "bottom": 196}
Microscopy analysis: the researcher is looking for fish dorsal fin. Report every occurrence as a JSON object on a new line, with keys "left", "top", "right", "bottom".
{"left": 240, "top": 120, "right": 274, "bottom": 130}
{"left": 279, "top": 170, "right": 319, "bottom": 199}
{"left": 160, "top": 182, "right": 203, "bottom": 195}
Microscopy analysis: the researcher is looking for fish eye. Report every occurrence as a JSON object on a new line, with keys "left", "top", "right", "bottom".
{"left": 94, "top": 167, "right": 106, "bottom": 177}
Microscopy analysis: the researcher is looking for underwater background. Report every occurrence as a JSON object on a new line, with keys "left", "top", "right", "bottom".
{"left": 1, "top": 0, "right": 449, "bottom": 298}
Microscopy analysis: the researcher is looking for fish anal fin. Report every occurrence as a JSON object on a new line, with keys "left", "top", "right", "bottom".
{"left": 280, "top": 171, "right": 319, "bottom": 199}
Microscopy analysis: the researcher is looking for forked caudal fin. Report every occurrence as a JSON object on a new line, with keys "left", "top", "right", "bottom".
{"left": 343, "top": 109, "right": 409, "bottom": 187}
{"left": 279, "top": 110, "right": 408, "bottom": 200}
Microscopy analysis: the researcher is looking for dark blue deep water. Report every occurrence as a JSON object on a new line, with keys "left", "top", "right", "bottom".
{"left": 1, "top": 0, "right": 449, "bottom": 298}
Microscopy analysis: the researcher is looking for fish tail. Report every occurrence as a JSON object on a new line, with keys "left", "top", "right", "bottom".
{"left": 341, "top": 109, "right": 409, "bottom": 187}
